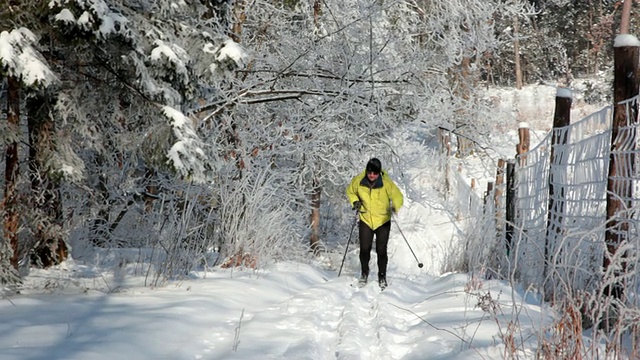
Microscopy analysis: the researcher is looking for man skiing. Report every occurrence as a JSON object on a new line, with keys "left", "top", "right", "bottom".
{"left": 346, "top": 158, "right": 404, "bottom": 289}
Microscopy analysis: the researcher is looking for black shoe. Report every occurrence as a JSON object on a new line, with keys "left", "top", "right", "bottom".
{"left": 379, "top": 276, "right": 387, "bottom": 289}
{"left": 358, "top": 274, "right": 368, "bottom": 287}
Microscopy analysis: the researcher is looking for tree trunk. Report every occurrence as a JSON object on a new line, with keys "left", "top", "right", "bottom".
{"left": 144, "top": 168, "right": 159, "bottom": 214}
{"left": 313, "top": 0, "right": 322, "bottom": 28}
{"left": 505, "top": 161, "right": 515, "bottom": 256}
{"left": 307, "top": 0, "right": 324, "bottom": 256}
{"left": 513, "top": 16, "right": 523, "bottom": 90}
{"left": 3, "top": 76, "right": 20, "bottom": 274}
{"left": 202, "top": 0, "right": 230, "bottom": 24}
{"left": 90, "top": 153, "right": 111, "bottom": 246}
{"left": 27, "top": 91, "right": 68, "bottom": 268}
{"left": 620, "top": 0, "right": 632, "bottom": 34}
{"left": 455, "top": 57, "right": 475, "bottom": 156}
{"left": 231, "top": 0, "right": 246, "bottom": 43}
{"left": 309, "top": 177, "right": 321, "bottom": 255}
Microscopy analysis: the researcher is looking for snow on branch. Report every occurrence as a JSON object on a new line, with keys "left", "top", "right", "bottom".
{"left": 204, "top": 39, "right": 248, "bottom": 75}
{"left": 0, "top": 28, "right": 58, "bottom": 87}
{"left": 163, "top": 106, "right": 211, "bottom": 183}
{"left": 150, "top": 40, "right": 190, "bottom": 84}
{"left": 49, "top": 0, "right": 131, "bottom": 40}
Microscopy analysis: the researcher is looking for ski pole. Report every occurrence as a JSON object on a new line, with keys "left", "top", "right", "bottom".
{"left": 392, "top": 214, "right": 424, "bottom": 268}
{"left": 338, "top": 209, "right": 360, "bottom": 277}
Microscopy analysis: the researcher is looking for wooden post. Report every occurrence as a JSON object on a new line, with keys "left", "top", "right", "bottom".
{"left": 494, "top": 159, "right": 505, "bottom": 217}
{"left": 516, "top": 123, "right": 530, "bottom": 165}
{"left": 505, "top": 161, "right": 515, "bottom": 256}
{"left": 604, "top": 35, "right": 640, "bottom": 304}
{"left": 494, "top": 159, "right": 505, "bottom": 240}
{"left": 544, "top": 88, "right": 572, "bottom": 285}
{"left": 513, "top": 16, "right": 523, "bottom": 90}
{"left": 484, "top": 182, "right": 494, "bottom": 210}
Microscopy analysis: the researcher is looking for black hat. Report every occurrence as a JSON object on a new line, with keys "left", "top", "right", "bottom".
{"left": 366, "top": 158, "right": 381, "bottom": 174}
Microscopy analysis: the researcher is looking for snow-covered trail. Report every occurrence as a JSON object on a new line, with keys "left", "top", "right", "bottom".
{"left": 211, "top": 272, "right": 357, "bottom": 359}
{"left": 0, "top": 257, "right": 545, "bottom": 360}
{"left": 204, "top": 265, "right": 530, "bottom": 360}
{"left": 203, "top": 187, "right": 523, "bottom": 359}
{"left": 210, "top": 272, "right": 423, "bottom": 360}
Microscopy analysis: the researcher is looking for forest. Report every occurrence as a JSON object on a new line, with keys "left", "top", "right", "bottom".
{"left": 0, "top": 0, "right": 633, "bottom": 287}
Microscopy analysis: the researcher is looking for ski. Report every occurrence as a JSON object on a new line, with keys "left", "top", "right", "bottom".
{"left": 379, "top": 277, "right": 388, "bottom": 291}
{"left": 349, "top": 276, "right": 368, "bottom": 288}
{"left": 349, "top": 278, "right": 388, "bottom": 290}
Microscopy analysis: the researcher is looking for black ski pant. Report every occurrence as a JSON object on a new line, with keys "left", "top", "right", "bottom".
{"left": 359, "top": 220, "right": 391, "bottom": 279}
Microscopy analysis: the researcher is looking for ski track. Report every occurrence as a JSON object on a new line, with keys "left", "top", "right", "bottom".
{"left": 204, "top": 276, "right": 437, "bottom": 360}
{"left": 336, "top": 283, "right": 395, "bottom": 360}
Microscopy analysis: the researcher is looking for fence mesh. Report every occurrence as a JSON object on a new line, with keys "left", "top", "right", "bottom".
{"left": 507, "top": 97, "right": 640, "bottom": 300}
{"left": 513, "top": 106, "right": 613, "bottom": 291}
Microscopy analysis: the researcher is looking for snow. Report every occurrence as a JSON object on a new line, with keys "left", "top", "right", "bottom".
{"left": 164, "top": 105, "right": 188, "bottom": 128}
{"left": 77, "top": 11, "right": 93, "bottom": 28}
{"left": 54, "top": 9, "right": 76, "bottom": 24}
{"left": 163, "top": 106, "right": 210, "bottom": 183}
{"left": 150, "top": 40, "right": 189, "bottom": 81}
{"left": 484, "top": 83, "right": 605, "bottom": 131}
{"left": 1, "top": 84, "right": 617, "bottom": 359}
{"left": 614, "top": 34, "right": 640, "bottom": 48}
{"left": 0, "top": 28, "right": 58, "bottom": 87}
{"left": 0, "top": 252, "right": 548, "bottom": 359}
{"left": 50, "top": 0, "right": 129, "bottom": 38}
{"left": 208, "top": 39, "right": 248, "bottom": 73}
{"left": 556, "top": 87, "right": 573, "bottom": 99}
{"left": 98, "top": 12, "right": 127, "bottom": 37}
{"left": 0, "top": 131, "right": 556, "bottom": 360}
{"left": 151, "top": 40, "right": 182, "bottom": 64}
{"left": 216, "top": 40, "right": 247, "bottom": 65}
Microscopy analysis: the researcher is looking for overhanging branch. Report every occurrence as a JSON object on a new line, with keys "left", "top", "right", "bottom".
{"left": 193, "top": 87, "right": 375, "bottom": 124}
{"left": 236, "top": 69, "right": 414, "bottom": 85}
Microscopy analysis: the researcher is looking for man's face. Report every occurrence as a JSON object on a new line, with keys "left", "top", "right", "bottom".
{"left": 367, "top": 171, "right": 379, "bottom": 182}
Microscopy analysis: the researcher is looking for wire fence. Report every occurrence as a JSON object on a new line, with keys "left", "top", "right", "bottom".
{"left": 447, "top": 95, "right": 640, "bottom": 302}
{"left": 513, "top": 105, "right": 614, "bottom": 292}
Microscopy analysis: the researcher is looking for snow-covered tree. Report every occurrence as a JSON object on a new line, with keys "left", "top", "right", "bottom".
{"left": 0, "top": 0, "right": 221, "bottom": 279}
{"left": 178, "top": 0, "right": 536, "bottom": 261}
{"left": 0, "top": 23, "right": 61, "bottom": 283}
{"left": 0, "top": 0, "right": 591, "bottom": 282}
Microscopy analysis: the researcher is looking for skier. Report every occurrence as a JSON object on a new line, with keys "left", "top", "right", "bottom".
{"left": 346, "top": 158, "right": 404, "bottom": 289}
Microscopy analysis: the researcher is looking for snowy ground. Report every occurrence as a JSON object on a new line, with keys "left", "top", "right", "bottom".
{"left": 0, "top": 243, "right": 547, "bottom": 360}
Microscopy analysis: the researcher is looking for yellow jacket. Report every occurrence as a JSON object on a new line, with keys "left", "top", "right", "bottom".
{"left": 346, "top": 169, "right": 404, "bottom": 230}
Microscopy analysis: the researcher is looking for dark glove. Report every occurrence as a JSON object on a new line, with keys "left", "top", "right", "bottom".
{"left": 352, "top": 201, "right": 362, "bottom": 211}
